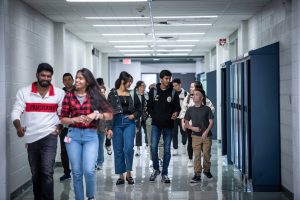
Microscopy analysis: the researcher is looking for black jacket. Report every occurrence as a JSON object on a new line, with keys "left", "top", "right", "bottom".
{"left": 147, "top": 83, "right": 181, "bottom": 129}
{"left": 107, "top": 88, "right": 141, "bottom": 119}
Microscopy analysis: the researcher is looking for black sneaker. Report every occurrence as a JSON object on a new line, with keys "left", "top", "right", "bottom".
{"left": 190, "top": 175, "right": 201, "bottom": 183}
{"left": 203, "top": 171, "right": 213, "bottom": 179}
{"left": 149, "top": 170, "right": 161, "bottom": 181}
{"left": 60, "top": 173, "right": 71, "bottom": 182}
{"left": 161, "top": 175, "right": 171, "bottom": 183}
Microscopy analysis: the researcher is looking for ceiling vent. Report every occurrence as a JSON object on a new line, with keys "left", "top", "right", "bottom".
{"left": 159, "top": 36, "right": 174, "bottom": 40}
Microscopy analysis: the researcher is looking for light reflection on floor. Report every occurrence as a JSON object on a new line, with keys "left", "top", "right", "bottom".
{"left": 14, "top": 141, "right": 290, "bottom": 200}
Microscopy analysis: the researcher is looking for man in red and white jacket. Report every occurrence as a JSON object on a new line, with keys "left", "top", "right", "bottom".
{"left": 11, "top": 63, "right": 65, "bottom": 200}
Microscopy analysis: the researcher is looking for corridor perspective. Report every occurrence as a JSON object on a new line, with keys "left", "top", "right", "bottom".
{"left": 0, "top": 0, "right": 300, "bottom": 200}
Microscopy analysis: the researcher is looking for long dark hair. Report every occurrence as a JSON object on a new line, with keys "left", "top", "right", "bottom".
{"left": 76, "top": 68, "right": 110, "bottom": 111}
{"left": 115, "top": 71, "right": 133, "bottom": 89}
{"left": 189, "top": 80, "right": 206, "bottom": 104}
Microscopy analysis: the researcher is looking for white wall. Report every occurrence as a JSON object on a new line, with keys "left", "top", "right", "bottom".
{"left": 246, "top": 0, "right": 293, "bottom": 192}
{"left": 6, "top": 0, "right": 55, "bottom": 195}
{"left": 291, "top": 0, "right": 300, "bottom": 199}
{"left": 64, "top": 30, "right": 87, "bottom": 82}
{"left": 109, "top": 61, "right": 141, "bottom": 89}
{"left": 0, "top": 0, "right": 8, "bottom": 199}
{"left": 141, "top": 63, "right": 196, "bottom": 74}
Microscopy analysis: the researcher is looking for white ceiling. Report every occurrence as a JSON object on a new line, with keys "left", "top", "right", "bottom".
{"left": 22, "top": 0, "right": 272, "bottom": 57}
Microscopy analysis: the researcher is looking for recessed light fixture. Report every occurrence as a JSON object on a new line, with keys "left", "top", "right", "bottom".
{"left": 155, "top": 24, "right": 212, "bottom": 26}
{"left": 156, "top": 33, "right": 205, "bottom": 36}
{"left": 156, "top": 49, "right": 193, "bottom": 52}
{"left": 157, "top": 53, "right": 189, "bottom": 56}
{"left": 176, "top": 40, "right": 199, "bottom": 42}
{"left": 154, "top": 16, "right": 218, "bottom": 19}
{"left": 123, "top": 54, "right": 151, "bottom": 56}
{"left": 86, "top": 17, "right": 149, "bottom": 20}
{"left": 85, "top": 15, "right": 217, "bottom": 19}
{"left": 115, "top": 45, "right": 148, "bottom": 48}
{"left": 157, "top": 45, "right": 195, "bottom": 47}
{"left": 109, "top": 40, "right": 153, "bottom": 43}
{"left": 94, "top": 24, "right": 150, "bottom": 27}
{"left": 67, "top": 0, "right": 147, "bottom": 2}
{"left": 153, "top": 58, "right": 160, "bottom": 61}
{"left": 102, "top": 33, "right": 145, "bottom": 36}
{"left": 119, "top": 50, "right": 154, "bottom": 52}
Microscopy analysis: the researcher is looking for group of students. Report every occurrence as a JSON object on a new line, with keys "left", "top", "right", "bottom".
{"left": 11, "top": 63, "right": 215, "bottom": 200}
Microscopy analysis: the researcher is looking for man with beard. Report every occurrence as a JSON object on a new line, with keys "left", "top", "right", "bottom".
{"left": 11, "top": 63, "right": 65, "bottom": 200}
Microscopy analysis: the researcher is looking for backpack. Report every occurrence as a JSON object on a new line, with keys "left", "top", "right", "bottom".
{"left": 184, "top": 90, "right": 188, "bottom": 97}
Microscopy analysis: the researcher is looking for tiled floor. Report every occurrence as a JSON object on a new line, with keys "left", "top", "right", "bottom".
{"left": 14, "top": 141, "right": 290, "bottom": 200}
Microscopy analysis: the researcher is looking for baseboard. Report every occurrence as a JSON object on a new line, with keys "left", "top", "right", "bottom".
{"left": 281, "top": 186, "right": 293, "bottom": 200}
{"left": 10, "top": 180, "right": 32, "bottom": 200}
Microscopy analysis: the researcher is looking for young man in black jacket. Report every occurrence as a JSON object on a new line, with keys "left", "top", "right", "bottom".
{"left": 147, "top": 70, "right": 181, "bottom": 183}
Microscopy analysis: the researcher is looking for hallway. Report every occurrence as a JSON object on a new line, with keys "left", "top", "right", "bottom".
{"left": 14, "top": 142, "right": 289, "bottom": 200}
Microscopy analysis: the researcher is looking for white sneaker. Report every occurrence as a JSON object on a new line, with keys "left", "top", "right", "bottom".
{"left": 172, "top": 149, "right": 178, "bottom": 156}
{"left": 187, "top": 159, "right": 193, "bottom": 167}
{"left": 135, "top": 147, "right": 141, "bottom": 156}
{"left": 149, "top": 160, "right": 153, "bottom": 168}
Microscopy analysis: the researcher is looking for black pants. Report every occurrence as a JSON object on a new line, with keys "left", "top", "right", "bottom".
{"left": 186, "top": 129, "right": 193, "bottom": 160}
{"left": 27, "top": 134, "right": 57, "bottom": 200}
{"left": 172, "top": 118, "right": 187, "bottom": 149}
{"left": 135, "top": 119, "right": 148, "bottom": 146}
{"left": 59, "top": 128, "right": 71, "bottom": 175}
{"left": 105, "top": 137, "right": 111, "bottom": 146}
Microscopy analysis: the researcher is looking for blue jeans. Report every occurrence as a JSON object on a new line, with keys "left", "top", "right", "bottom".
{"left": 66, "top": 128, "right": 98, "bottom": 200}
{"left": 97, "top": 132, "right": 105, "bottom": 166}
{"left": 151, "top": 125, "right": 172, "bottom": 175}
{"left": 27, "top": 134, "right": 57, "bottom": 200}
{"left": 112, "top": 114, "right": 136, "bottom": 174}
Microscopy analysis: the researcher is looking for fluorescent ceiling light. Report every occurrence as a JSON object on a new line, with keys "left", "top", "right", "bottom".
{"left": 103, "top": 33, "right": 204, "bottom": 36}
{"left": 67, "top": 0, "right": 147, "bottom": 2}
{"left": 157, "top": 53, "right": 189, "bottom": 56}
{"left": 115, "top": 45, "right": 148, "bottom": 48}
{"left": 86, "top": 17, "right": 149, "bottom": 20}
{"left": 156, "top": 33, "right": 205, "bottom": 36}
{"left": 156, "top": 49, "right": 192, "bottom": 52}
{"left": 94, "top": 24, "right": 150, "bottom": 27}
{"left": 153, "top": 58, "right": 160, "bottom": 61}
{"left": 154, "top": 16, "right": 218, "bottom": 19}
{"left": 102, "top": 33, "right": 145, "bottom": 36}
{"left": 110, "top": 40, "right": 198, "bottom": 43}
{"left": 156, "top": 24, "right": 212, "bottom": 26}
{"left": 157, "top": 45, "right": 195, "bottom": 47}
{"left": 119, "top": 50, "right": 154, "bottom": 52}
{"left": 176, "top": 40, "right": 199, "bottom": 42}
{"left": 124, "top": 54, "right": 151, "bottom": 56}
{"left": 109, "top": 40, "right": 153, "bottom": 43}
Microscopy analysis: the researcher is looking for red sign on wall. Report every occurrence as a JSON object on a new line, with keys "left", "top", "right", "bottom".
{"left": 123, "top": 58, "right": 131, "bottom": 64}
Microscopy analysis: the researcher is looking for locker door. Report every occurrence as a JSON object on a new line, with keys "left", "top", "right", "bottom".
{"left": 233, "top": 64, "right": 239, "bottom": 168}
{"left": 221, "top": 67, "right": 227, "bottom": 155}
{"left": 226, "top": 64, "right": 232, "bottom": 163}
{"left": 244, "top": 59, "right": 251, "bottom": 178}
{"left": 230, "top": 64, "right": 235, "bottom": 164}
{"left": 238, "top": 62, "right": 244, "bottom": 173}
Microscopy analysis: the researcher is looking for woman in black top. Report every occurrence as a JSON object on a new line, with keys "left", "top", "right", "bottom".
{"left": 107, "top": 71, "right": 141, "bottom": 185}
